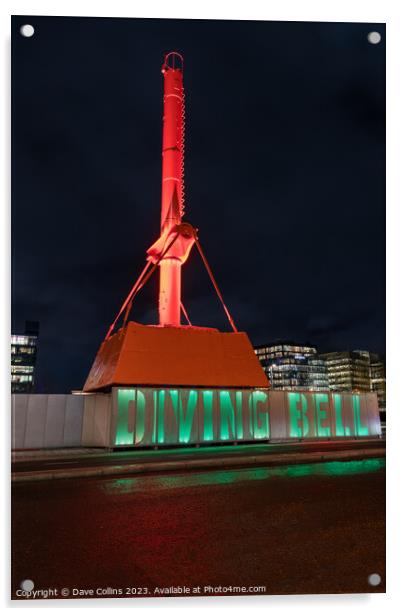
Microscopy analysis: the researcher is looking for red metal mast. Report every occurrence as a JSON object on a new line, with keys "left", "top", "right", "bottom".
{"left": 157, "top": 52, "right": 185, "bottom": 326}
{"left": 82, "top": 51, "right": 270, "bottom": 394}
{"left": 104, "top": 52, "right": 237, "bottom": 340}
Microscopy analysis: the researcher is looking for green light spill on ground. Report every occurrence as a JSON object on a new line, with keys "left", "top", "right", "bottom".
{"left": 101, "top": 457, "right": 385, "bottom": 495}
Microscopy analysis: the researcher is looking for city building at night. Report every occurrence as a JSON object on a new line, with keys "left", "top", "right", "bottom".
{"left": 319, "top": 350, "right": 372, "bottom": 393}
{"left": 369, "top": 356, "right": 386, "bottom": 412}
{"left": 254, "top": 342, "right": 329, "bottom": 391}
{"left": 11, "top": 321, "right": 39, "bottom": 393}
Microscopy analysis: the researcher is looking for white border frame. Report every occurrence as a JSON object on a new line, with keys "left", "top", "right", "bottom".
{"left": 2, "top": 2, "right": 400, "bottom": 614}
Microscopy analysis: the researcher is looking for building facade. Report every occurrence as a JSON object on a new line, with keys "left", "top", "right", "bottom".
{"left": 369, "top": 357, "right": 386, "bottom": 412}
{"left": 254, "top": 342, "right": 329, "bottom": 391}
{"left": 11, "top": 321, "right": 39, "bottom": 393}
{"left": 319, "top": 350, "right": 371, "bottom": 393}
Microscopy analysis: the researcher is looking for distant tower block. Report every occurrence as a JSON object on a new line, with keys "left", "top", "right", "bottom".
{"left": 83, "top": 53, "right": 269, "bottom": 392}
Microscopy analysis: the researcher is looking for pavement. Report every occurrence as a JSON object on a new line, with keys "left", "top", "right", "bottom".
{"left": 11, "top": 438, "right": 385, "bottom": 482}
{"left": 11, "top": 456, "right": 386, "bottom": 597}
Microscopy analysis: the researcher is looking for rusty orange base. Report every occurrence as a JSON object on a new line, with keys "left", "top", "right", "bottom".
{"left": 83, "top": 321, "right": 269, "bottom": 392}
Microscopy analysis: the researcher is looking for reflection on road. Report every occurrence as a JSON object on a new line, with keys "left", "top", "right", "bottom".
{"left": 102, "top": 457, "right": 385, "bottom": 495}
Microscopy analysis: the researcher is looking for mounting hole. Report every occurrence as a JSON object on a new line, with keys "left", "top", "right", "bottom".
{"left": 367, "top": 31, "right": 381, "bottom": 45}
{"left": 368, "top": 573, "right": 381, "bottom": 586}
{"left": 20, "top": 579, "right": 34, "bottom": 591}
{"left": 20, "top": 24, "right": 35, "bottom": 38}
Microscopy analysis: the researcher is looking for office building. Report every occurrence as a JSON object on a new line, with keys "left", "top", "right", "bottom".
{"left": 369, "top": 357, "right": 386, "bottom": 412}
{"left": 11, "top": 321, "right": 39, "bottom": 393}
{"left": 254, "top": 342, "right": 329, "bottom": 391}
{"left": 319, "top": 350, "right": 371, "bottom": 393}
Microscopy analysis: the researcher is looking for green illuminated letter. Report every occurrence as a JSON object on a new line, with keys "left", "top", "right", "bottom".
{"left": 315, "top": 393, "right": 331, "bottom": 437}
{"left": 353, "top": 395, "right": 369, "bottom": 436}
{"left": 116, "top": 389, "right": 135, "bottom": 446}
{"left": 250, "top": 390, "right": 269, "bottom": 439}
{"left": 152, "top": 390, "right": 166, "bottom": 444}
{"left": 179, "top": 390, "right": 198, "bottom": 444}
{"left": 235, "top": 391, "right": 244, "bottom": 439}
{"left": 333, "top": 394, "right": 349, "bottom": 436}
{"left": 288, "top": 393, "right": 308, "bottom": 437}
{"left": 202, "top": 390, "right": 214, "bottom": 441}
{"left": 134, "top": 390, "right": 146, "bottom": 445}
{"left": 219, "top": 391, "right": 236, "bottom": 440}
{"left": 169, "top": 389, "right": 179, "bottom": 423}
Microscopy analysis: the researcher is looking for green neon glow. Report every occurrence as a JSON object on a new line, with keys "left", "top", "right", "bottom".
{"left": 314, "top": 393, "right": 330, "bottom": 437}
{"left": 353, "top": 394, "right": 369, "bottom": 437}
{"left": 115, "top": 388, "right": 376, "bottom": 447}
{"left": 334, "top": 393, "right": 344, "bottom": 436}
{"left": 250, "top": 390, "right": 269, "bottom": 439}
{"left": 115, "top": 389, "right": 135, "bottom": 446}
{"left": 169, "top": 389, "right": 179, "bottom": 423}
{"left": 179, "top": 390, "right": 198, "bottom": 444}
{"left": 152, "top": 391, "right": 157, "bottom": 444}
{"left": 219, "top": 391, "right": 236, "bottom": 440}
{"left": 103, "top": 458, "right": 385, "bottom": 495}
{"left": 288, "top": 392, "right": 308, "bottom": 437}
{"left": 202, "top": 390, "right": 214, "bottom": 441}
{"left": 333, "top": 393, "right": 350, "bottom": 436}
{"left": 156, "top": 390, "right": 166, "bottom": 444}
{"left": 235, "top": 391, "right": 244, "bottom": 439}
{"left": 134, "top": 390, "right": 146, "bottom": 445}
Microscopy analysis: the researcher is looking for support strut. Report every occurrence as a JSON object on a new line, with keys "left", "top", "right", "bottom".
{"left": 194, "top": 238, "right": 238, "bottom": 333}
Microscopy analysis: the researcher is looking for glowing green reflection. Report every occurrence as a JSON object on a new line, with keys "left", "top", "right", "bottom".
{"left": 102, "top": 457, "right": 385, "bottom": 495}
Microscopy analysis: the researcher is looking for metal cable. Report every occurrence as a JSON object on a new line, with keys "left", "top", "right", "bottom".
{"left": 194, "top": 238, "right": 238, "bottom": 333}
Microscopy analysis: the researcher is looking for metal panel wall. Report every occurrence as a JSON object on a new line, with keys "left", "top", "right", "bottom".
{"left": 24, "top": 395, "right": 49, "bottom": 449}
{"left": 44, "top": 396, "right": 66, "bottom": 448}
{"left": 11, "top": 394, "right": 85, "bottom": 450}
{"left": 365, "top": 392, "right": 382, "bottom": 436}
{"left": 11, "top": 394, "right": 29, "bottom": 449}
{"left": 81, "top": 393, "right": 111, "bottom": 447}
{"left": 12, "top": 388, "right": 382, "bottom": 450}
{"left": 268, "top": 391, "right": 288, "bottom": 440}
{"left": 64, "top": 395, "right": 85, "bottom": 446}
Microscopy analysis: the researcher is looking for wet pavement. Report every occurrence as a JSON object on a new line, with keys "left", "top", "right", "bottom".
{"left": 12, "top": 457, "right": 385, "bottom": 599}
{"left": 12, "top": 439, "right": 385, "bottom": 473}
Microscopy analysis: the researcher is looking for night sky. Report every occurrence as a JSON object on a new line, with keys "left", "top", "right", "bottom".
{"left": 11, "top": 16, "right": 385, "bottom": 393}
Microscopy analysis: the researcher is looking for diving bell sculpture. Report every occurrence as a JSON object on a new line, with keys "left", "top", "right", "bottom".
{"left": 84, "top": 52, "right": 268, "bottom": 392}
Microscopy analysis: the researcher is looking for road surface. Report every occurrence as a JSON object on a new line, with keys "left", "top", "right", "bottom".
{"left": 12, "top": 439, "right": 384, "bottom": 473}
{"left": 12, "top": 456, "right": 385, "bottom": 599}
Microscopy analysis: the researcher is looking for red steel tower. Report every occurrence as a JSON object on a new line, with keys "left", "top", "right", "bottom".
{"left": 158, "top": 52, "right": 185, "bottom": 326}
{"left": 83, "top": 52, "right": 268, "bottom": 392}
{"left": 145, "top": 52, "right": 192, "bottom": 326}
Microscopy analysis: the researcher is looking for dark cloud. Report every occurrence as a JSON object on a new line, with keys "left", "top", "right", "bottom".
{"left": 12, "top": 17, "right": 385, "bottom": 392}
